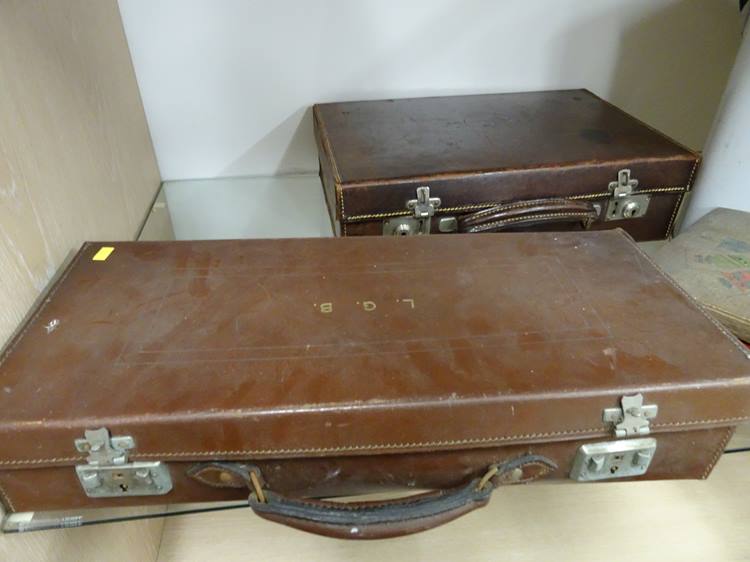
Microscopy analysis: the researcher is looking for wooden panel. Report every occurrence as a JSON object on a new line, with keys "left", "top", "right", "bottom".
{"left": 157, "top": 453, "right": 750, "bottom": 562}
{"left": 0, "top": 1, "right": 161, "bottom": 560}
{"left": 0, "top": 0, "right": 161, "bottom": 346}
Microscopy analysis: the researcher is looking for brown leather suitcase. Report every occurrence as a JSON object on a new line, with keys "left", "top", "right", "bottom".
{"left": 314, "top": 89, "right": 700, "bottom": 239}
{"left": 0, "top": 230, "right": 748, "bottom": 539}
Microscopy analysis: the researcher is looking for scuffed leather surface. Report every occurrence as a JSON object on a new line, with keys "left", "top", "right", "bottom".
{"left": 313, "top": 89, "right": 699, "bottom": 239}
{"left": 0, "top": 428, "right": 735, "bottom": 512}
{"left": 0, "top": 232, "right": 748, "bottom": 466}
{"left": 0, "top": 232, "right": 746, "bottom": 512}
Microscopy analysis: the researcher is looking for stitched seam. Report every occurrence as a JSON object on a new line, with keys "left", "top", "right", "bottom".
{"left": 568, "top": 186, "right": 685, "bottom": 200}
{"left": 0, "top": 456, "right": 85, "bottom": 466}
{"left": 127, "top": 428, "right": 601, "bottom": 458}
{"left": 701, "top": 427, "right": 734, "bottom": 479}
{"left": 347, "top": 203, "right": 497, "bottom": 222}
{"left": 627, "top": 233, "right": 750, "bottom": 358}
{"left": 703, "top": 303, "right": 750, "bottom": 326}
{"left": 335, "top": 181, "right": 347, "bottom": 235}
{"left": 2, "top": 418, "right": 747, "bottom": 467}
{"left": 342, "top": 187, "right": 686, "bottom": 222}
{"left": 473, "top": 212, "right": 592, "bottom": 232}
{"left": 0, "top": 429, "right": 604, "bottom": 466}
{"left": 685, "top": 158, "right": 700, "bottom": 192}
{"left": 0, "top": 479, "right": 16, "bottom": 512}
{"left": 666, "top": 158, "right": 699, "bottom": 238}
{"left": 0, "top": 246, "right": 88, "bottom": 372}
{"left": 654, "top": 417, "right": 750, "bottom": 427}
{"left": 665, "top": 192, "right": 684, "bottom": 239}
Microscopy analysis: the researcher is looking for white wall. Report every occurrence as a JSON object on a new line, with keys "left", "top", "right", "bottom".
{"left": 682, "top": 26, "right": 750, "bottom": 229}
{"left": 118, "top": 0, "right": 741, "bottom": 181}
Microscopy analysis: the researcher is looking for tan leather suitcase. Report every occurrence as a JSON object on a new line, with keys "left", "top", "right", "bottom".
{"left": 314, "top": 89, "right": 700, "bottom": 239}
{"left": 0, "top": 230, "right": 748, "bottom": 539}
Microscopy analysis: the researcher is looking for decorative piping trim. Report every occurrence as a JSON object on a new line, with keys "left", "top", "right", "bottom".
{"left": 341, "top": 186, "right": 687, "bottom": 222}
{"left": 685, "top": 158, "right": 700, "bottom": 192}
{"left": 1, "top": 417, "right": 748, "bottom": 467}
{"left": 665, "top": 192, "right": 684, "bottom": 239}
{"left": 345, "top": 203, "right": 497, "bottom": 222}
{"left": 664, "top": 159, "right": 698, "bottom": 238}
{"left": 701, "top": 427, "right": 735, "bottom": 479}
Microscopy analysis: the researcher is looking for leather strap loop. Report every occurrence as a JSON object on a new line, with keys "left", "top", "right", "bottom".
{"left": 189, "top": 454, "right": 557, "bottom": 539}
{"left": 458, "top": 198, "right": 598, "bottom": 233}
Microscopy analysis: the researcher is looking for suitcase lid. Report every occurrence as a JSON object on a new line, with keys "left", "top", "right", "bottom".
{"left": 0, "top": 231, "right": 748, "bottom": 469}
{"left": 314, "top": 90, "right": 700, "bottom": 223}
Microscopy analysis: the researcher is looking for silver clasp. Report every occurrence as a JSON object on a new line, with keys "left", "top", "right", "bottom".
{"left": 383, "top": 186, "right": 442, "bottom": 235}
{"left": 74, "top": 428, "right": 172, "bottom": 498}
{"left": 602, "top": 393, "right": 658, "bottom": 437}
{"left": 605, "top": 169, "right": 650, "bottom": 221}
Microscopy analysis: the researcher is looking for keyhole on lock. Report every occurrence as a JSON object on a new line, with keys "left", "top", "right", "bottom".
{"left": 621, "top": 201, "right": 640, "bottom": 218}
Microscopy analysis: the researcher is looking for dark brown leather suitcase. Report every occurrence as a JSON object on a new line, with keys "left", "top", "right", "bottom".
{"left": 314, "top": 89, "right": 700, "bottom": 239}
{"left": 1, "top": 231, "right": 748, "bottom": 539}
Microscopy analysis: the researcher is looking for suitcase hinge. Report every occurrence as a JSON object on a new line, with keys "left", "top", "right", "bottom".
{"left": 74, "top": 428, "right": 172, "bottom": 498}
{"left": 383, "top": 186, "right": 442, "bottom": 236}
{"left": 604, "top": 169, "right": 651, "bottom": 221}
{"left": 602, "top": 393, "right": 658, "bottom": 437}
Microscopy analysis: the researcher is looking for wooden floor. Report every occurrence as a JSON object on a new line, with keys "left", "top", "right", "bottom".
{"left": 154, "top": 452, "right": 750, "bottom": 562}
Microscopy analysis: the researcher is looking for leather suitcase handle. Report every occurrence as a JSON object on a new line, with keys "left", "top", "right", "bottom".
{"left": 458, "top": 198, "right": 598, "bottom": 233}
{"left": 189, "top": 454, "right": 556, "bottom": 540}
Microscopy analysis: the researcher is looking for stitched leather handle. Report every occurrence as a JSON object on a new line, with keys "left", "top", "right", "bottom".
{"left": 458, "top": 198, "right": 598, "bottom": 233}
{"left": 188, "top": 454, "right": 557, "bottom": 540}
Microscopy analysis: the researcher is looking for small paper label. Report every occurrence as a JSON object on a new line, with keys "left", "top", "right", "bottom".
{"left": 92, "top": 246, "right": 115, "bottom": 261}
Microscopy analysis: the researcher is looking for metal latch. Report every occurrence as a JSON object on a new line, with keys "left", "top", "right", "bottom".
{"left": 383, "top": 186, "right": 442, "bottom": 236}
{"left": 570, "top": 437, "right": 657, "bottom": 481}
{"left": 604, "top": 169, "right": 651, "bottom": 221}
{"left": 74, "top": 428, "right": 172, "bottom": 498}
{"left": 602, "top": 394, "right": 658, "bottom": 437}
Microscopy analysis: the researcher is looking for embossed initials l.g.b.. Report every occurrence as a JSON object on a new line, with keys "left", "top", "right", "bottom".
{"left": 314, "top": 298, "right": 416, "bottom": 315}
